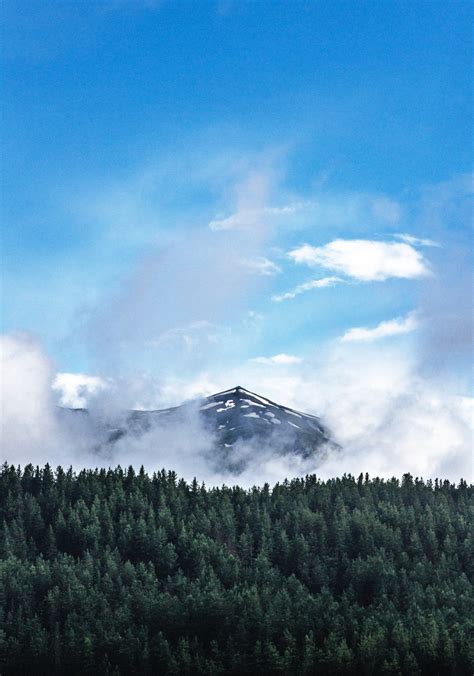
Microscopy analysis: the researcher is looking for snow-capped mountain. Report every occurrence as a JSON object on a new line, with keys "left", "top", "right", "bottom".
{"left": 128, "top": 385, "right": 333, "bottom": 455}
{"left": 61, "top": 386, "right": 335, "bottom": 463}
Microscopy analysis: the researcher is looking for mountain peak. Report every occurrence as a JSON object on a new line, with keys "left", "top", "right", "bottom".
{"left": 189, "top": 385, "right": 332, "bottom": 458}
{"left": 62, "top": 385, "right": 336, "bottom": 469}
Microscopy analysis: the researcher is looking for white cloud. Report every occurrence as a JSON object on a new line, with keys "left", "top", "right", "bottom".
{"left": 0, "top": 334, "right": 79, "bottom": 466}
{"left": 161, "top": 343, "right": 473, "bottom": 483}
{"left": 340, "top": 313, "right": 419, "bottom": 343}
{"left": 272, "top": 276, "right": 343, "bottom": 302}
{"left": 52, "top": 373, "right": 108, "bottom": 408}
{"left": 233, "top": 346, "right": 473, "bottom": 482}
{"left": 288, "top": 239, "right": 431, "bottom": 281}
{"left": 240, "top": 256, "right": 281, "bottom": 276}
{"left": 308, "top": 347, "right": 473, "bottom": 482}
{"left": 0, "top": 333, "right": 219, "bottom": 475}
{"left": 2, "top": 333, "right": 472, "bottom": 485}
{"left": 250, "top": 353, "right": 303, "bottom": 365}
{"left": 395, "top": 233, "right": 440, "bottom": 247}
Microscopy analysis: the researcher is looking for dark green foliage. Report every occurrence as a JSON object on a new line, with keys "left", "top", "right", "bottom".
{"left": 0, "top": 463, "right": 472, "bottom": 675}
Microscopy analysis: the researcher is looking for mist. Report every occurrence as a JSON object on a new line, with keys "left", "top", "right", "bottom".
{"left": 82, "top": 164, "right": 279, "bottom": 379}
{"left": 0, "top": 332, "right": 334, "bottom": 486}
{"left": 1, "top": 332, "right": 472, "bottom": 486}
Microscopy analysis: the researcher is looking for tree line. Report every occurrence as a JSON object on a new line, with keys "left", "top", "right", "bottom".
{"left": 0, "top": 462, "right": 472, "bottom": 674}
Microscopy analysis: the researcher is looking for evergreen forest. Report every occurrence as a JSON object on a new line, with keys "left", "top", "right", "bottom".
{"left": 0, "top": 463, "right": 472, "bottom": 675}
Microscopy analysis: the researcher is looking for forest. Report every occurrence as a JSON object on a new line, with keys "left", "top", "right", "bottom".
{"left": 0, "top": 463, "right": 472, "bottom": 675}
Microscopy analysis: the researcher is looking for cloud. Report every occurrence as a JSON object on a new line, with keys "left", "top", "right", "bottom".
{"left": 82, "top": 160, "right": 285, "bottom": 377}
{"left": 272, "top": 276, "right": 343, "bottom": 302}
{"left": 250, "top": 353, "right": 303, "bottom": 365}
{"left": 288, "top": 239, "right": 431, "bottom": 281}
{"left": 151, "top": 341, "right": 473, "bottom": 483}
{"left": 309, "top": 346, "right": 473, "bottom": 482}
{"left": 0, "top": 332, "right": 217, "bottom": 475}
{"left": 207, "top": 167, "right": 273, "bottom": 232}
{"left": 208, "top": 201, "right": 310, "bottom": 231}
{"left": 2, "top": 333, "right": 472, "bottom": 485}
{"left": 340, "top": 312, "right": 419, "bottom": 343}
{"left": 240, "top": 256, "right": 281, "bottom": 276}
{"left": 395, "top": 233, "right": 440, "bottom": 247}
{"left": 148, "top": 320, "right": 227, "bottom": 350}
{"left": 212, "top": 344, "right": 473, "bottom": 483}
{"left": 85, "top": 227, "right": 269, "bottom": 376}
{"left": 53, "top": 373, "right": 108, "bottom": 408}
{"left": 0, "top": 334, "right": 324, "bottom": 488}
{"left": 0, "top": 333, "right": 75, "bottom": 466}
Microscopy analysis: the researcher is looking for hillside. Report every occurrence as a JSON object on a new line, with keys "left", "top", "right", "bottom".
{"left": 0, "top": 464, "right": 472, "bottom": 675}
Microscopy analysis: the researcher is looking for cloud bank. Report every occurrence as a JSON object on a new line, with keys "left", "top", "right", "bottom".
{"left": 2, "top": 333, "right": 472, "bottom": 486}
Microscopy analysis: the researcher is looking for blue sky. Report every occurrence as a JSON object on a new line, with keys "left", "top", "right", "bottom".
{"left": 2, "top": 1, "right": 472, "bottom": 398}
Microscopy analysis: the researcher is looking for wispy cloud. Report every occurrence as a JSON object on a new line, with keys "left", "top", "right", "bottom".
{"left": 395, "top": 233, "right": 440, "bottom": 247}
{"left": 272, "top": 276, "right": 343, "bottom": 302}
{"left": 250, "top": 353, "right": 303, "bottom": 365}
{"left": 208, "top": 201, "right": 311, "bottom": 231}
{"left": 289, "top": 239, "right": 431, "bottom": 281}
{"left": 240, "top": 256, "right": 281, "bottom": 276}
{"left": 72, "top": 156, "right": 290, "bottom": 376}
{"left": 148, "top": 320, "right": 228, "bottom": 350}
{"left": 340, "top": 312, "right": 419, "bottom": 343}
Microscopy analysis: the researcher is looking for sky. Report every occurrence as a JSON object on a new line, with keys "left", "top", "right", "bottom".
{"left": 1, "top": 1, "right": 473, "bottom": 481}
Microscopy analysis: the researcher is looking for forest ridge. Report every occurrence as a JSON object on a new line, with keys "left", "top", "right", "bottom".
{"left": 0, "top": 464, "right": 473, "bottom": 675}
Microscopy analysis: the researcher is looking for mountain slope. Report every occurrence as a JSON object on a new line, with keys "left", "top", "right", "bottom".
{"left": 129, "top": 385, "right": 333, "bottom": 456}
{"left": 61, "top": 386, "right": 335, "bottom": 466}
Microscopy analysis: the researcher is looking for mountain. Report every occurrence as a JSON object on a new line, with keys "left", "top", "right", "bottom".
{"left": 139, "top": 385, "right": 330, "bottom": 450}
{"left": 62, "top": 386, "right": 335, "bottom": 467}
